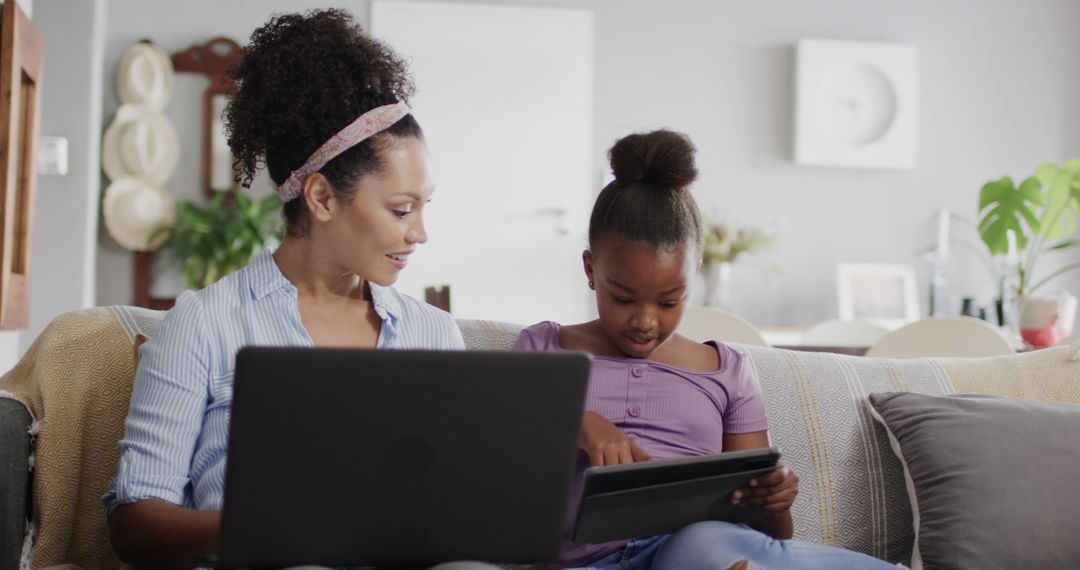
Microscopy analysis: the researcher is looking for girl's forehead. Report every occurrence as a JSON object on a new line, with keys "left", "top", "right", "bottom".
{"left": 594, "top": 239, "right": 696, "bottom": 288}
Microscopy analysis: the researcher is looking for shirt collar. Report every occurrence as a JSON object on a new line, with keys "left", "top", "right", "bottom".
{"left": 248, "top": 248, "right": 403, "bottom": 327}
{"left": 249, "top": 248, "right": 294, "bottom": 300}
{"left": 367, "top": 281, "right": 402, "bottom": 329}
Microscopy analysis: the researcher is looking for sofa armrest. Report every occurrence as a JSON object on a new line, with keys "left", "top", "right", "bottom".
{"left": 0, "top": 398, "right": 31, "bottom": 569}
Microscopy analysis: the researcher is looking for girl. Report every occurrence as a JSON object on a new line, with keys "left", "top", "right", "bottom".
{"left": 514, "top": 130, "right": 903, "bottom": 570}
{"left": 104, "top": 10, "right": 493, "bottom": 570}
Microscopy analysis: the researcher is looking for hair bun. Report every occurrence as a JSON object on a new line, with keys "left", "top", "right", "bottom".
{"left": 609, "top": 129, "right": 698, "bottom": 190}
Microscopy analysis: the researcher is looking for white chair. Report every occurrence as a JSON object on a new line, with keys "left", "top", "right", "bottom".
{"left": 865, "top": 316, "right": 1015, "bottom": 358}
{"left": 801, "top": 319, "right": 891, "bottom": 348}
{"left": 677, "top": 306, "right": 769, "bottom": 346}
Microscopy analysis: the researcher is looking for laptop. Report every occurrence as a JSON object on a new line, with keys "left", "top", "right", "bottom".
{"left": 214, "top": 347, "right": 590, "bottom": 569}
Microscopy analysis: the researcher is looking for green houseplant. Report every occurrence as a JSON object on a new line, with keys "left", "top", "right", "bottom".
{"left": 156, "top": 190, "right": 282, "bottom": 289}
{"left": 977, "top": 159, "right": 1080, "bottom": 297}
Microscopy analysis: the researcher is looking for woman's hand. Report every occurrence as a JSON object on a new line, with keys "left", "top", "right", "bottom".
{"left": 580, "top": 411, "right": 650, "bottom": 466}
{"left": 732, "top": 463, "right": 799, "bottom": 512}
{"left": 110, "top": 499, "right": 221, "bottom": 570}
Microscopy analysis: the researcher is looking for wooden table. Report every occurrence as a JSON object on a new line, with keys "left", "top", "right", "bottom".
{"left": 774, "top": 344, "right": 869, "bottom": 356}
{"left": 761, "top": 327, "right": 870, "bottom": 356}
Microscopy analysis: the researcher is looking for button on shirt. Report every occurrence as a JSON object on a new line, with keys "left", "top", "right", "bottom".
{"left": 512, "top": 320, "right": 769, "bottom": 569}
{"left": 103, "top": 249, "right": 464, "bottom": 515}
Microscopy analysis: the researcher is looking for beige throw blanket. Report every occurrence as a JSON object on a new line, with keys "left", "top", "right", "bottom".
{"left": 0, "top": 306, "right": 161, "bottom": 570}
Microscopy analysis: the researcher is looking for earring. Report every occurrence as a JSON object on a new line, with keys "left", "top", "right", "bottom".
{"left": 588, "top": 280, "right": 594, "bottom": 289}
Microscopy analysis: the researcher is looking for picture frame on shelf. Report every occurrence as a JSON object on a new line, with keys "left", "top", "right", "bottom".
{"left": 837, "top": 263, "right": 919, "bottom": 329}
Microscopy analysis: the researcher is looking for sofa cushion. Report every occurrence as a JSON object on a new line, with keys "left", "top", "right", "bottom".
{"left": 942, "top": 343, "right": 1080, "bottom": 403}
{"left": 458, "top": 319, "right": 524, "bottom": 351}
{"left": 868, "top": 392, "right": 1080, "bottom": 570}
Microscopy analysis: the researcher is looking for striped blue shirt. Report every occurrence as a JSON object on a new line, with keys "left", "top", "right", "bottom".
{"left": 103, "top": 249, "right": 464, "bottom": 514}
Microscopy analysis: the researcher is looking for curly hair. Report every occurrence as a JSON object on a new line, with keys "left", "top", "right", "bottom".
{"left": 224, "top": 8, "right": 423, "bottom": 235}
{"left": 589, "top": 130, "right": 703, "bottom": 251}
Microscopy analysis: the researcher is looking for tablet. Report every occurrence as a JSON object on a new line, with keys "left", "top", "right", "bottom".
{"left": 573, "top": 447, "right": 781, "bottom": 544}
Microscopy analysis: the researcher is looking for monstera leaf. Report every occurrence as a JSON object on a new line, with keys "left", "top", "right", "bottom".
{"left": 976, "top": 159, "right": 1080, "bottom": 295}
{"left": 977, "top": 176, "right": 1044, "bottom": 255}
{"left": 1033, "top": 160, "right": 1080, "bottom": 242}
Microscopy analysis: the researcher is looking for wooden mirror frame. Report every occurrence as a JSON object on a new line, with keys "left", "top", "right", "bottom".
{"left": 171, "top": 36, "right": 242, "bottom": 198}
{"left": 0, "top": 0, "right": 43, "bottom": 328}
{"left": 133, "top": 37, "right": 241, "bottom": 310}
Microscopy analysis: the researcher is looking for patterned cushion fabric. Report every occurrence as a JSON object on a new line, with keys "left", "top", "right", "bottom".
{"left": 740, "top": 346, "right": 956, "bottom": 566}
{"left": 942, "top": 343, "right": 1080, "bottom": 403}
{"left": 458, "top": 319, "right": 524, "bottom": 351}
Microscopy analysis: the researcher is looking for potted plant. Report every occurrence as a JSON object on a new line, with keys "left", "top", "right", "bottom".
{"left": 700, "top": 221, "right": 776, "bottom": 307}
{"left": 155, "top": 190, "right": 282, "bottom": 289}
{"left": 977, "top": 159, "right": 1080, "bottom": 343}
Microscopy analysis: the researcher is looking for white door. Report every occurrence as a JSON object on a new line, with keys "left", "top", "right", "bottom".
{"left": 371, "top": 1, "right": 594, "bottom": 325}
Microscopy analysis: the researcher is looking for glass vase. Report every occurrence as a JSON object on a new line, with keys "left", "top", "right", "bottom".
{"left": 704, "top": 262, "right": 732, "bottom": 308}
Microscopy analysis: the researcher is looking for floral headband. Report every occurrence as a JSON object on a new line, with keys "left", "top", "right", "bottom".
{"left": 276, "top": 101, "right": 412, "bottom": 202}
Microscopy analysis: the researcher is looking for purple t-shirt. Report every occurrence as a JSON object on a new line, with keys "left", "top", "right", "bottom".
{"left": 513, "top": 321, "right": 770, "bottom": 569}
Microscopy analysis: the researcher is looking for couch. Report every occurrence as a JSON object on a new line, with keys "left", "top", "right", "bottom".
{"left": 2, "top": 306, "right": 1079, "bottom": 569}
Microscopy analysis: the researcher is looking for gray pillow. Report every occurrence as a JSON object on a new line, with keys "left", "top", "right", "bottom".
{"left": 868, "top": 392, "right": 1080, "bottom": 570}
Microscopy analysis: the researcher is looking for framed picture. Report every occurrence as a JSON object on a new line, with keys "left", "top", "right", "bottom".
{"left": 836, "top": 263, "right": 919, "bottom": 329}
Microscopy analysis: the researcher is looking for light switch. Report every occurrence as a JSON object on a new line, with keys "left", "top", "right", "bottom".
{"left": 38, "top": 136, "right": 68, "bottom": 176}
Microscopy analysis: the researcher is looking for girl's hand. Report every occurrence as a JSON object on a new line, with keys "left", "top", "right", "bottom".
{"left": 732, "top": 463, "right": 799, "bottom": 512}
{"left": 580, "top": 411, "right": 651, "bottom": 466}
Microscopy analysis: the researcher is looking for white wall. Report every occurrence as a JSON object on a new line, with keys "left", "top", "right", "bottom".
{"left": 583, "top": 0, "right": 1080, "bottom": 326}
{"left": 85, "top": 0, "right": 1080, "bottom": 327}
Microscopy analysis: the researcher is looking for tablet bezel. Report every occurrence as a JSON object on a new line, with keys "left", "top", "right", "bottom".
{"left": 573, "top": 446, "right": 781, "bottom": 544}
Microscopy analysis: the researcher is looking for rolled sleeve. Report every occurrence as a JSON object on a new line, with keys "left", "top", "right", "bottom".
{"left": 104, "top": 291, "right": 212, "bottom": 514}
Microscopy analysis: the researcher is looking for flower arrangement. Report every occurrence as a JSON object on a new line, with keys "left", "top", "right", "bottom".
{"left": 698, "top": 220, "right": 777, "bottom": 308}
{"left": 702, "top": 222, "right": 776, "bottom": 268}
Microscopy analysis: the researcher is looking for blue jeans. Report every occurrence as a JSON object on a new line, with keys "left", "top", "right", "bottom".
{"left": 570, "top": 521, "right": 902, "bottom": 570}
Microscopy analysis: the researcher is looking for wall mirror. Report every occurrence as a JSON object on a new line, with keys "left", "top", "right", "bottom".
{"left": 170, "top": 36, "right": 241, "bottom": 196}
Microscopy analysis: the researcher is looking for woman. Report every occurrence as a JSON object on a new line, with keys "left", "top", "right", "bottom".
{"left": 105, "top": 10, "right": 490, "bottom": 570}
